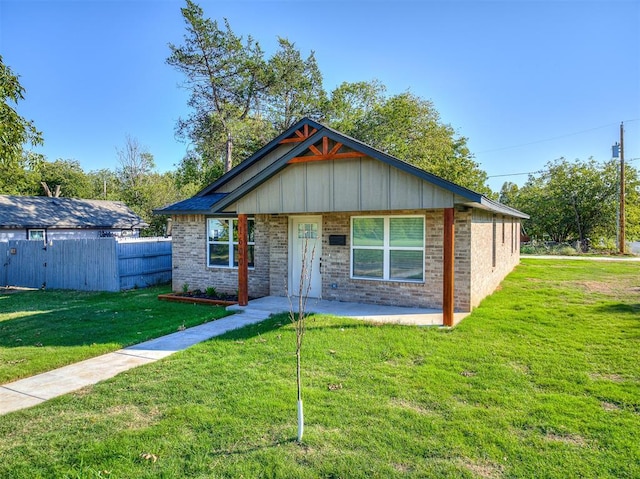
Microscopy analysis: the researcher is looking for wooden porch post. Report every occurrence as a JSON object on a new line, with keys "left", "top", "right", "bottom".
{"left": 237, "top": 214, "right": 249, "bottom": 306}
{"left": 443, "top": 208, "right": 455, "bottom": 327}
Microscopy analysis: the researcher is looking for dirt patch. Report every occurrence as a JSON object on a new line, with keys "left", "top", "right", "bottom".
{"left": 389, "top": 397, "right": 435, "bottom": 415}
{"left": 578, "top": 281, "right": 616, "bottom": 294}
{"left": 544, "top": 432, "right": 587, "bottom": 447}
{"left": 459, "top": 459, "right": 504, "bottom": 478}
{"left": 509, "top": 362, "right": 531, "bottom": 375}
{"left": 575, "top": 278, "right": 640, "bottom": 301}
{"left": 103, "top": 404, "right": 162, "bottom": 430}
{"left": 589, "top": 372, "right": 625, "bottom": 382}
{"left": 392, "top": 463, "right": 412, "bottom": 473}
{"left": 602, "top": 401, "right": 621, "bottom": 412}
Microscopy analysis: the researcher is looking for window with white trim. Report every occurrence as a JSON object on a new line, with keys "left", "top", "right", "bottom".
{"left": 351, "top": 216, "right": 424, "bottom": 282}
{"left": 207, "top": 218, "right": 255, "bottom": 268}
{"left": 28, "top": 229, "right": 45, "bottom": 241}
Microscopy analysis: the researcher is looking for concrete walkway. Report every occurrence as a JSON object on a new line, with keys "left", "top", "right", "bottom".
{"left": 1, "top": 296, "right": 454, "bottom": 416}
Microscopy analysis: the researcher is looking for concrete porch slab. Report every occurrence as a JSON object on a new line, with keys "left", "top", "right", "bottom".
{"left": 228, "top": 296, "right": 470, "bottom": 326}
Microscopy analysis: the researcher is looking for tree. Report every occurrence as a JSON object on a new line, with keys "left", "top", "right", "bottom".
{"left": 114, "top": 136, "right": 190, "bottom": 236}
{"left": 116, "top": 135, "right": 156, "bottom": 208}
{"left": 0, "top": 56, "right": 43, "bottom": 194}
{"left": 36, "top": 159, "right": 93, "bottom": 198}
{"left": 498, "top": 181, "right": 520, "bottom": 205}
{"left": 329, "top": 90, "right": 490, "bottom": 194}
{"left": 264, "top": 38, "right": 326, "bottom": 131}
{"left": 173, "top": 149, "right": 222, "bottom": 195}
{"left": 167, "top": 4, "right": 490, "bottom": 194}
{"left": 167, "top": 1, "right": 269, "bottom": 173}
{"left": 115, "top": 135, "right": 157, "bottom": 226}
{"left": 139, "top": 171, "right": 185, "bottom": 236}
{"left": 324, "top": 80, "right": 386, "bottom": 133}
{"left": 87, "top": 168, "right": 121, "bottom": 200}
{"left": 502, "top": 157, "right": 640, "bottom": 248}
{"left": 287, "top": 236, "right": 317, "bottom": 443}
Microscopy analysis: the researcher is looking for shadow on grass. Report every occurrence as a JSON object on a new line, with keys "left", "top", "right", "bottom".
{"left": 209, "top": 311, "right": 412, "bottom": 347}
{"left": 0, "top": 293, "right": 229, "bottom": 349}
{"left": 210, "top": 437, "right": 302, "bottom": 458}
{"left": 594, "top": 303, "right": 640, "bottom": 316}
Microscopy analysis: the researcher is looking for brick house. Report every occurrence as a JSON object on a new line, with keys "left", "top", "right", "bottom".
{"left": 156, "top": 118, "right": 528, "bottom": 326}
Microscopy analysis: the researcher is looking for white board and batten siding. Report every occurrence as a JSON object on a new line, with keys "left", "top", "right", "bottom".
{"left": 232, "top": 157, "right": 459, "bottom": 214}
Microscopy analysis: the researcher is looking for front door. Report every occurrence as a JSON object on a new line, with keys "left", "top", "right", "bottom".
{"left": 290, "top": 216, "right": 322, "bottom": 298}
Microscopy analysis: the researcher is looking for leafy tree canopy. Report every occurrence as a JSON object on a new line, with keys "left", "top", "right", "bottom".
{"left": 167, "top": 0, "right": 269, "bottom": 173}
{"left": 168, "top": 2, "right": 491, "bottom": 194}
{"left": 327, "top": 89, "right": 489, "bottom": 194}
{"left": 37, "top": 159, "right": 94, "bottom": 198}
{"left": 501, "top": 157, "right": 640, "bottom": 247}
{"left": 0, "top": 56, "right": 43, "bottom": 194}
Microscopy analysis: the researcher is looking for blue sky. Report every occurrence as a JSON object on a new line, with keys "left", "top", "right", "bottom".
{"left": 2, "top": 0, "right": 639, "bottom": 193}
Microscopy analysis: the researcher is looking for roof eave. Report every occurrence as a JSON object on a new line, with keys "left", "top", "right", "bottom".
{"left": 466, "top": 197, "right": 530, "bottom": 219}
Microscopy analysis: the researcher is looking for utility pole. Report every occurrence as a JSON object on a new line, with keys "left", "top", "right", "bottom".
{"left": 619, "top": 122, "right": 625, "bottom": 254}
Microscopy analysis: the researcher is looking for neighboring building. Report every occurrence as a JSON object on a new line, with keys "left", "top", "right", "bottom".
{"left": 156, "top": 118, "right": 528, "bottom": 326}
{"left": 0, "top": 195, "right": 148, "bottom": 242}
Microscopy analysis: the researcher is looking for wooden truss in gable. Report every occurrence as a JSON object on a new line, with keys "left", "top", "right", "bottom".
{"left": 288, "top": 136, "right": 366, "bottom": 164}
{"left": 278, "top": 124, "right": 318, "bottom": 144}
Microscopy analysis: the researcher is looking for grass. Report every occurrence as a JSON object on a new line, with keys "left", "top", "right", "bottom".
{"left": 0, "top": 285, "right": 230, "bottom": 384}
{"left": 0, "top": 259, "right": 638, "bottom": 478}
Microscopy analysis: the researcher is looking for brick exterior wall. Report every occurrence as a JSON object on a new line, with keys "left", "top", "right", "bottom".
{"left": 320, "top": 210, "right": 471, "bottom": 310}
{"left": 171, "top": 208, "right": 520, "bottom": 312}
{"left": 170, "top": 214, "right": 269, "bottom": 298}
{"left": 266, "top": 215, "right": 288, "bottom": 296}
{"left": 469, "top": 210, "right": 521, "bottom": 308}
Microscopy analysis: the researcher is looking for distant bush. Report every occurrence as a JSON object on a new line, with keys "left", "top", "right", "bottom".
{"left": 521, "top": 240, "right": 578, "bottom": 255}
{"left": 521, "top": 238, "right": 622, "bottom": 256}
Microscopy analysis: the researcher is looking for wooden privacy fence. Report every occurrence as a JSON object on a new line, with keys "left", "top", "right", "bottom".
{"left": 0, "top": 237, "right": 171, "bottom": 292}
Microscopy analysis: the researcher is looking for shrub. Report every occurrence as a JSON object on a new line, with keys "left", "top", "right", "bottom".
{"left": 206, "top": 287, "right": 218, "bottom": 298}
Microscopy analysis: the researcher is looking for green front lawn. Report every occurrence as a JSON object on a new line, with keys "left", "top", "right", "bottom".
{"left": 0, "top": 259, "right": 638, "bottom": 478}
{"left": 0, "top": 285, "right": 230, "bottom": 384}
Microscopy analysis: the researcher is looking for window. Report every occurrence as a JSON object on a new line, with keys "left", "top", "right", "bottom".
{"left": 207, "top": 218, "right": 255, "bottom": 268}
{"left": 28, "top": 229, "right": 45, "bottom": 241}
{"left": 351, "top": 216, "right": 424, "bottom": 282}
{"left": 297, "top": 222, "right": 318, "bottom": 239}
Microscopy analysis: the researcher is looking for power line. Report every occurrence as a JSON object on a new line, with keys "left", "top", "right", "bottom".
{"left": 487, "top": 158, "right": 640, "bottom": 179}
{"left": 487, "top": 170, "right": 544, "bottom": 178}
{"left": 476, "top": 119, "right": 640, "bottom": 155}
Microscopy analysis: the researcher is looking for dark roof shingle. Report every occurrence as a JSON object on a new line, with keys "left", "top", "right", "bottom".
{"left": 0, "top": 195, "right": 148, "bottom": 229}
{"left": 153, "top": 194, "right": 228, "bottom": 215}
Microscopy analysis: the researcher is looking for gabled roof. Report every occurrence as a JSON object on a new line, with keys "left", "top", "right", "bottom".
{"left": 157, "top": 118, "right": 528, "bottom": 219}
{"left": 0, "top": 195, "right": 148, "bottom": 229}
{"left": 196, "top": 118, "right": 324, "bottom": 198}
